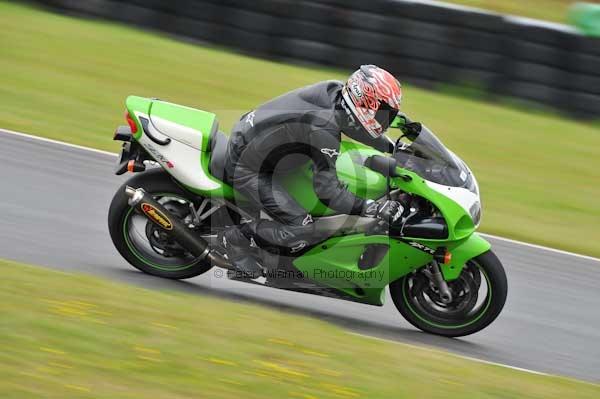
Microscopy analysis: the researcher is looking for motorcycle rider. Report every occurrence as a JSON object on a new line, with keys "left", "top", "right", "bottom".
{"left": 220, "top": 65, "right": 405, "bottom": 278}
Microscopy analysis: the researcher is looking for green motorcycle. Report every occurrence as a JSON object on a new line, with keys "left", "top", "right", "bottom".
{"left": 108, "top": 96, "right": 507, "bottom": 337}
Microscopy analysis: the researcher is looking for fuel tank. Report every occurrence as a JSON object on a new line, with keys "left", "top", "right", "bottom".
{"left": 281, "top": 141, "right": 388, "bottom": 216}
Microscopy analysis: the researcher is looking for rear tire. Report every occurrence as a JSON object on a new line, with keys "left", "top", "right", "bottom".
{"left": 390, "top": 250, "right": 507, "bottom": 337}
{"left": 108, "top": 169, "right": 213, "bottom": 279}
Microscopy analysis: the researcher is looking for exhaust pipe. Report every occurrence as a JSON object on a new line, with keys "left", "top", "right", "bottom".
{"left": 124, "top": 186, "right": 232, "bottom": 269}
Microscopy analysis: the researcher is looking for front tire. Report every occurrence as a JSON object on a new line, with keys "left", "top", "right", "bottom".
{"left": 108, "top": 169, "right": 213, "bottom": 279}
{"left": 390, "top": 250, "right": 507, "bottom": 337}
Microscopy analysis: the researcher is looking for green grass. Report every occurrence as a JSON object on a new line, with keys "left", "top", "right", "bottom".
{"left": 447, "top": 0, "right": 576, "bottom": 23}
{"left": 1, "top": 1, "right": 599, "bottom": 257}
{"left": 1, "top": 258, "right": 598, "bottom": 398}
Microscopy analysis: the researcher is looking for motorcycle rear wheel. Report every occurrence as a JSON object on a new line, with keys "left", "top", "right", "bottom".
{"left": 390, "top": 250, "right": 507, "bottom": 337}
{"left": 108, "top": 169, "right": 213, "bottom": 280}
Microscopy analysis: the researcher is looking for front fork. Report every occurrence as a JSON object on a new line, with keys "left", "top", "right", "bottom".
{"left": 414, "top": 233, "right": 492, "bottom": 302}
{"left": 424, "top": 260, "right": 453, "bottom": 304}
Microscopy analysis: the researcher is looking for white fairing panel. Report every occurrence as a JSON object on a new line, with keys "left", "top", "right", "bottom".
{"left": 134, "top": 112, "right": 221, "bottom": 191}
{"left": 425, "top": 180, "right": 479, "bottom": 217}
{"left": 150, "top": 115, "right": 203, "bottom": 150}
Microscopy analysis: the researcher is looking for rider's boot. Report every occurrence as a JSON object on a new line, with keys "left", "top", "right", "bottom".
{"left": 218, "top": 227, "right": 264, "bottom": 280}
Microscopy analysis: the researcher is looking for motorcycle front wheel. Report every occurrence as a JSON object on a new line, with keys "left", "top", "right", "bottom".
{"left": 390, "top": 250, "right": 507, "bottom": 337}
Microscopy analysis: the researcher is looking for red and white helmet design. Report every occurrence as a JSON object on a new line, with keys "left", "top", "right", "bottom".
{"left": 341, "top": 65, "right": 402, "bottom": 138}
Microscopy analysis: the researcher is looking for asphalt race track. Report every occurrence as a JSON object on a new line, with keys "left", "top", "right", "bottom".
{"left": 1, "top": 129, "right": 599, "bottom": 382}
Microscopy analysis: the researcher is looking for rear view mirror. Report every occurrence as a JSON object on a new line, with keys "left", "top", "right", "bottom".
{"left": 390, "top": 114, "right": 421, "bottom": 141}
{"left": 400, "top": 122, "right": 422, "bottom": 141}
{"left": 390, "top": 114, "right": 407, "bottom": 129}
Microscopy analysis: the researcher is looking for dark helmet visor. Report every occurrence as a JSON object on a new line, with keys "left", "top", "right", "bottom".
{"left": 375, "top": 102, "right": 399, "bottom": 133}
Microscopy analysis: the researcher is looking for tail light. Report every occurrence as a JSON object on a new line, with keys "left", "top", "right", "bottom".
{"left": 125, "top": 110, "right": 138, "bottom": 133}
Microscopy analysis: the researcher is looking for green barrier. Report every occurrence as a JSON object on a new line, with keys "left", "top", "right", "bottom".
{"left": 570, "top": 2, "right": 600, "bottom": 37}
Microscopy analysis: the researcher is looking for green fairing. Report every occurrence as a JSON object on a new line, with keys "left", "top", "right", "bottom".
{"left": 394, "top": 169, "right": 474, "bottom": 241}
{"left": 293, "top": 234, "right": 431, "bottom": 305}
{"left": 292, "top": 232, "right": 490, "bottom": 306}
{"left": 442, "top": 233, "right": 491, "bottom": 279}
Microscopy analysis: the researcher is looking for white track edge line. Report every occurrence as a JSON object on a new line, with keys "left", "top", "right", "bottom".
{"left": 1, "top": 127, "right": 599, "bottom": 263}
{"left": 479, "top": 233, "right": 600, "bottom": 263}
{"left": 348, "top": 332, "right": 600, "bottom": 387}
{"left": 0, "top": 127, "right": 117, "bottom": 157}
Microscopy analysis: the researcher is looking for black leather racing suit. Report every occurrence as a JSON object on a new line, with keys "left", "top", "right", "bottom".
{"left": 223, "top": 80, "right": 392, "bottom": 257}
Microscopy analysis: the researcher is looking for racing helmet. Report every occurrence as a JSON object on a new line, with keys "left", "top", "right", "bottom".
{"left": 341, "top": 65, "right": 402, "bottom": 139}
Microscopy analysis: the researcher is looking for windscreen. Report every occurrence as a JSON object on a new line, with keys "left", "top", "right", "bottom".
{"left": 393, "top": 125, "right": 477, "bottom": 192}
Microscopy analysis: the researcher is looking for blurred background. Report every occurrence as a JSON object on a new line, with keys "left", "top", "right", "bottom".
{"left": 31, "top": 0, "right": 600, "bottom": 116}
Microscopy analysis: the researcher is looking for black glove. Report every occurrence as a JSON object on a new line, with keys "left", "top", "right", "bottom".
{"left": 363, "top": 200, "right": 404, "bottom": 225}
